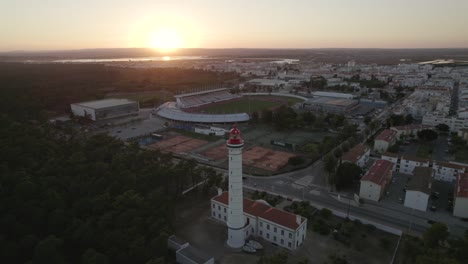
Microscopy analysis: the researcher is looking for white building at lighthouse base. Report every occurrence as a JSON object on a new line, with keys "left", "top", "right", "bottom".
{"left": 211, "top": 192, "right": 308, "bottom": 251}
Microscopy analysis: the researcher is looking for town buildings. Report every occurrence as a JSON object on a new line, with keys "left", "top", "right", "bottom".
{"left": 341, "top": 144, "right": 370, "bottom": 168}
{"left": 373, "top": 129, "right": 397, "bottom": 153}
{"left": 381, "top": 152, "right": 467, "bottom": 182}
{"left": 404, "top": 167, "right": 432, "bottom": 212}
{"left": 211, "top": 192, "right": 307, "bottom": 250}
{"left": 453, "top": 173, "right": 468, "bottom": 218}
{"left": 70, "top": 98, "right": 139, "bottom": 121}
{"left": 359, "top": 160, "right": 393, "bottom": 202}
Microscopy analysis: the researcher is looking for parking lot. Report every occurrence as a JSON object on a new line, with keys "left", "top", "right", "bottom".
{"left": 398, "top": 134, "right": 449, "bottom": 161}
{"left": 381, "top": 172, "right": 455, "bottom": 219}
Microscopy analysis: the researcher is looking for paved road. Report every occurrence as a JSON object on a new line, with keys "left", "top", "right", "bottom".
{"left": 211, "top": 144, "right": 466, "bottom": 239}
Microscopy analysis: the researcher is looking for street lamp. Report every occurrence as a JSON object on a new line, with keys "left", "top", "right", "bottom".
{"left": 346, "top": 198, "right": 351, "bottom": 219}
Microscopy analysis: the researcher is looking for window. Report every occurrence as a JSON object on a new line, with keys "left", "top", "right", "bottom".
{"left": 224, "top": 216, "right": 226, "bottom": 221}
{"left": 218, "top": 205, "right": 221, "bottom": 210}
{"left": 260, "top": 222, "right": 262, "bottom": 227}
{"left": 273, "top": 236, "right": 276, "bottom": 242}
{"left": 212, "top": 204, "right": 215, "bottom": 208}
{"left": 224, "top": 208, "right": 226, "bottom": 213}
{"left": 212, "top": 212, "right": 215, "bottom": 217}
{"left": 281, "top": 230, "right": 284, "bottom": 236}
{"left": 252, "top": 228, "right": 254, "bottom": 233}
{"left": 281, "top": 239, "right": 284, "bottom": 245}
{"left": 274, "top": 227, "right": 277, "bottom": 233}
{"left": 218, "top": 214, "right": 221, "bottom": 219}
{"left": 267, "top": 233, "right": 269, "bottom": 239}
{"left": 288, "top": 242, "right": 292, "bottom": 248}
{"left": 267, "top": 224, "right": 270, "bottom": 230}
{"left": 289, "top": 233, "right": 292, "bottom": 239}
{"left": 260, "top": 231, "right": 263, "bottom": 236}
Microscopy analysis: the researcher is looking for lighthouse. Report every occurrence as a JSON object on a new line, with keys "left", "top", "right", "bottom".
{"left": 226, "top": 125, "right": 245, "bottom": 249}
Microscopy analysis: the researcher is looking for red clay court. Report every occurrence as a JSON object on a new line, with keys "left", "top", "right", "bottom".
{"left": 200, "top": 144, "right": 228, "bottom": 161}
{"left": 201, "top": 144, "right": 296, "bottom": 172}
{"left": 148, "top": 135, "right": 208, "bottom": 154}
{"left": 243, "top": 146, "right": 296, "bottom": 172}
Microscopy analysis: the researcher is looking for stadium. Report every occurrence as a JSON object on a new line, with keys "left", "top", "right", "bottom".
{"left": 154, "top": 88, "right": 307, "bottom": 125}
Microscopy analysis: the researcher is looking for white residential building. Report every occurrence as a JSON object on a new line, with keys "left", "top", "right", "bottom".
{"left": 404, "top": 167, "right": 432, "bottom": 212}
{"left": 433, "top": 162, "right": 468, "bottom": 182}
{"left": 453, "top": 173, "right": 468, "bottom": 218}
{"left": 359, "top": 160, "right": 394, "bottom": 202}
{"left": 422, "top": 114, "right": 468, "bottom": 132}
{"left": 373, "top": 129, "right": 397, "bottom": 153}
{"left": 381, "top": 153, "right": 431, "bottom": 175}
{"left": 211, "top": 192, "right": 307, "bottom": 251}
{"left": 341, "top": 144, "right": 370, "bottom": 168}
{"left": 390, "top": 124, "right": 433, "bottom": 139}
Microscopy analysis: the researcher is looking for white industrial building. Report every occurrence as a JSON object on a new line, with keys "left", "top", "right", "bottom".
{"left": 453, "top": 173, "right": 468, "bottom": 218}
{"left": 359, "top": 160, "right": 394, "bottom": 202}
{"left": 193, "top": 125, "right": 226, "bottom": 136}
{"left": 167, "top": 235, "right": 214, "bottom": 264}
{"left": 311, "top": 91, "right": 354, "bottom": 99}
{"left": 70, "top": 98, "right": 139, "bottom": 121}
{"left": 404, "top": 167, "right": 432, "bottom": 212}
{"left": 211, "top": 192, "right": 307, "bottom": 251}
{"left": 373, "top": 129, "right": 397, "bottom": 153}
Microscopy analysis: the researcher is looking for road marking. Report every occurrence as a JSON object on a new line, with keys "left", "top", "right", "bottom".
{"left": 309, "top": 190, "right": 320, "bottom": 196}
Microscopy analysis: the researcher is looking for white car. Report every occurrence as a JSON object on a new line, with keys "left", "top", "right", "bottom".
{"left": 243, "top": 245, "right": 256, "bottom": 253}
{"left": 247, "top": 240, "right": 263, "bottom": 250}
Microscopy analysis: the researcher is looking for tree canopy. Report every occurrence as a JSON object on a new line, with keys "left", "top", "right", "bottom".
{"left": 335, "top": 163, "right": 363, "bottom": 190}
{"left": 417, "top": 129, "right": 438, "bottom": 142}
{"left": 0, "top": 116, "right": 216, "bottom": 263}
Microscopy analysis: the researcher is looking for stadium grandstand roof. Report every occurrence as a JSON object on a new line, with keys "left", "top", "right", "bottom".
{"left": 155, "top": 102, "right": 249, "bottom": 123}
{"left": 72, "top": 98, "right": 137, "bottom": 109}
{"left": 174, "top": 88, "right": 229, "bottom": 98}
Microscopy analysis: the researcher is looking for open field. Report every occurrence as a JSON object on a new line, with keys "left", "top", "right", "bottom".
{"left": 193, "top": 96, "right": 303, "bottom": 114}
{"left": 416, "top": 144, "right": 433, "bottom": 159}
{"left": 202, "top": 99, "right": 278, "bottom": 114}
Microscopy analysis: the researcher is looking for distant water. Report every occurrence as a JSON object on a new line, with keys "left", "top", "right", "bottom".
{"left": 53, "top": 56, "right": 206, "bottom": 63}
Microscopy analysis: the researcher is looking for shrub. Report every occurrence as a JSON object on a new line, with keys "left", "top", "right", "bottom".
{"left": 288, "top": 156, "right": 305, "bottom": 166}
{"left": 379, "top": 238, "right": 391, "bottom": 250}
{"left": 320, "top": 208, "right": 332, "bottom": 219}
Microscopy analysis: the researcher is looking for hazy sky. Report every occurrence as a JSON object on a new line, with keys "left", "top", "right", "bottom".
{"left": 1, "top": 0, "right": 468, "bottom": 51}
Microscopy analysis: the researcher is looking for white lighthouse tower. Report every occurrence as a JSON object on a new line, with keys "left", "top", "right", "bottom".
{"left": 226, "top": 125, "right": 245, "bottom": 249}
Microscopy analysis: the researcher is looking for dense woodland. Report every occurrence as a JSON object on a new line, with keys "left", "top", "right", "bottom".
{"left": 0, "top": 115, "right": 225, "bottom": 263}
{"left": 0, "top": 63, "right": 228, "bottom": 263}
{"left": 0, "top": 62, "right": 238, "bottom": 120}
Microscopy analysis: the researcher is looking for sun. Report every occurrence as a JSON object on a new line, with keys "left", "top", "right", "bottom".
{"left": 148, "top": 29, "right": 182, "bottom": 52}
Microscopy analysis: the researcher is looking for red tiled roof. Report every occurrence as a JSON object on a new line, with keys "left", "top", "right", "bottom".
{"left": 212, "top": 192, "right": 305, "bottom": 230}
{"left": 456, "top": 173, "right": 468, "bottom": 198}
{"left": 435, "top": 161, "right": 468, "bottom": 171}
{"left": 361, "top": 160, "right": 393, "bottom": 185}
{"left": 375, "top": 129, "right": 397, "bottom": 142}
{"left": 382, "top": 152, "right": 398, "bottom": 158}
{"left": 342, "top": 144, "right": 369, "bottom": 163}
{"left": 401, "top": 154, "right": 431, "bottom": 163}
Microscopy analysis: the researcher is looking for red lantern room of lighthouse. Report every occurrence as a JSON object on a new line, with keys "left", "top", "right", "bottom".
{"left": 226, "top": 125, "right": 243, "bottom": 147}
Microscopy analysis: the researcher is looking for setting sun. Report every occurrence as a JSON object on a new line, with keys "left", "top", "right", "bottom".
{"left": 148, "top": 29, "right": 182, "bottom": 51}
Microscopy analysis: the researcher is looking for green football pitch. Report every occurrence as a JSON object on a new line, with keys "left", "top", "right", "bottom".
{"left": 201, "top": 97, "right": 302, "bottom": 114}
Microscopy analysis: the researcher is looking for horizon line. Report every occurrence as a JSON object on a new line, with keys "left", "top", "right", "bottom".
{"left": 2, "top": 46, "right": 468, "bottom": 53}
